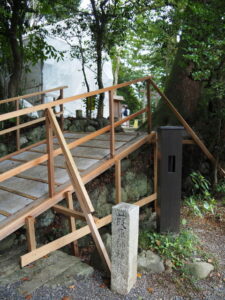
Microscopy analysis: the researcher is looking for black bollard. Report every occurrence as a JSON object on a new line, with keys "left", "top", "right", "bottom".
{"left": 157, "top": 126, "right": 183, "bottom": 233}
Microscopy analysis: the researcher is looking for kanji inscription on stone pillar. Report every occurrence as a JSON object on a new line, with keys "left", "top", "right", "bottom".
{"left": 111, "top": 202, "right": 139, "bottom": 295}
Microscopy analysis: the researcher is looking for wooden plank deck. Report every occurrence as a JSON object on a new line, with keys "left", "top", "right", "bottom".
{"left": 0, "top": 131, "right": 145, "bottom": 232}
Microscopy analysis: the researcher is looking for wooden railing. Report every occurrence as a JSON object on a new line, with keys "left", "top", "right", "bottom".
{"left": 1, "top": 75, "right": 223, "bottom": 267}
{"left": 0, "top": 86, "right": 67, "bottom": 150}
{"left": 0, "top": 76, "right": 152, "bottom": 199}
{"left": 0, "top": 74, "right": 223, "bottom": 199}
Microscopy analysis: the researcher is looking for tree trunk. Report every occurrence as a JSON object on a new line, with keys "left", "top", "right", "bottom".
{"left": 96, "top": 42, "right": 104, "bottom": 118}
{"left": 8, "top": 33, "right": 23, "bottom": 98}
{"left": 154, "top": 40, "right": 202, "bottom": 126}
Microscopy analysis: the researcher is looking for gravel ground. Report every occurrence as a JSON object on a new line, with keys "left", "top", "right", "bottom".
{"left": 0, "top": 208, "right": 225, "bottom": 300}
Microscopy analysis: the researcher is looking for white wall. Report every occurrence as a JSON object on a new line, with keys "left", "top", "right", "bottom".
{"left": 43, "top": 36, "right": 113, "bottom": 118}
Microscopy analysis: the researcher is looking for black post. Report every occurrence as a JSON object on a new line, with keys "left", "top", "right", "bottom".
{"left": 157, "top": 126, "right": 183, "bottom": 233}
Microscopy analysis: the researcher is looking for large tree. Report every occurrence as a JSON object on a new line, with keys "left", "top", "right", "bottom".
{"left": 0, "top": 0, "right": 77, "bottom": 100}
{"left": 57, "top": 0, "right": 143, "bottom": 118}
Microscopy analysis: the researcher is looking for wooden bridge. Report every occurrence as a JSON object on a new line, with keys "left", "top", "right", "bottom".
{"left": 0, "top": 76, "right": 222, "bottom": 271}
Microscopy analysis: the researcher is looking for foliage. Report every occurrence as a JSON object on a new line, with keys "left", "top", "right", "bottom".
{"left": 117, "top": 64, "right": 142, "bottom": 113}
{"left": 0, "top": 0, "right": 70, "bottom": 99}
{"left": 139, "top": 229, "right": 200, "bottom": 269}
{"left": 185, "top": 171, "right": 216, "bottom": 217}
{"left": 185, "top": 197, "right": 216, "bottom": 218}
{"left": 215, "top": 182, "right": 225, "bottom": 195}
{"left": 53, "top": 0, "right": 142, "bottom": 117}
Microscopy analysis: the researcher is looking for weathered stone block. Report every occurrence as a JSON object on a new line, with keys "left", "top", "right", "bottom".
{"left": 111, "top": 203, "right": 139, "bottom": 295}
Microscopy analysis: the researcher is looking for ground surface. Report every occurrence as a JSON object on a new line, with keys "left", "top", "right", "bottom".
{"left": 0, "top": 205, "right": 224, "bottom": 300}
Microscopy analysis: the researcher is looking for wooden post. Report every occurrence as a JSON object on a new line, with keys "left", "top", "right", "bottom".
{"left": 59, "top": 88, "right": 64, "bottom": 131}
{"left": 16, "top": 100, "right": 20, "bottom": 150}
{"left": 146, "top": 79, "right": 151, "bottom": 133}
{"left": 109, "top": 90, "right": 115, "bottom": 157}
{"left": 25, "top": 216, "right": 36, "bottom": 252}
{"left": 65, "top": 191, "right": 79, "bottom": 256}
{"left": 115, "top": 160, "right": 121, "bottom": 203}
{"left": 45, "top": 111, "right": 55, "bottom": 197}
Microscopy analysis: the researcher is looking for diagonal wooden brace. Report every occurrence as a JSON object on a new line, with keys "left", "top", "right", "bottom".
{"left": 47, "top": 108, "right": 111, "bottom": 271}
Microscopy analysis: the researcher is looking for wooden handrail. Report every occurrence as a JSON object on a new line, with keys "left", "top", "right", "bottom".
{"left": 149, "top": 78, "right": 225, "bottom": 176}
{"left": 0, "top": 86, "right": 68, "bottom": 104}
{"left": 0, "top": 107, "right": 147, "bottom": 182}
{"left": 0, "top": 76, "right": 152, "bottom": 123}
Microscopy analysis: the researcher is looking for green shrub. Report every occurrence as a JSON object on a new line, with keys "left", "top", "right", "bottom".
{"left": 139, "top": 230, "right": 201, "bottom": 269}
{"left": 185, "top": 171, "right": 216, "bottom": 217}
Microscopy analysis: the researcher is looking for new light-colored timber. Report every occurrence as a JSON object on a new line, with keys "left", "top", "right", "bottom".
{"left": 0, "top": 117, "right": 46, "bottom": 136}
{"left": 65, "top": 191, "right": 79, "bottom": 256}
{"left": 115, "top": 160, "right": 121, "bottom": 204}
{"left": 1, "top": 75, "right": 217, "bottom": 272}
{"left": 0, "top": 86, "right": 68, "bottom": 104}
{"left": 20, "top": 192, "right": 156, "bottom": 267}
{"left": 0, "top": 109, "right": 147, "bottom": 183}
{"left": 0, "top": 210, "right": 11, "bottom": 217}
{"left": 47, "top": 109, "right": 94, "bottom": 214}
{"left": 47, "top": 108, "right": 111, "bottom": 271}
{"left": 20, "top": 214, "right": 112, "bottom": 267}
{"left": 0, "top": 77, "right": 151, "bottom": 122}
{"left": 53, "top": 204, "right": 87, "bottom": 220}
{"left": 146, "top": 79, "right": 152, "bottom": 133}
{"left": 46, "top": 112, "right": 55, "bottom": 197}
{"left": 25, "top": 216, "right": 36, "bottom": 252}
{"left": 109, "top": 90, "right": 115, "bottom": 157}
{"left": 16, "top": 99, "right": 20, "bottom": 150}
{"left": 0, "top": 186, "right": 37, "bottom": 200}
{"left": 0, "top": 134, "right": 151, "bottom": 242}
{"left": 15, "top": 174, "right": 61, "bottom": 186}
{"left": 149, "top": 78, "right": 225, "bottom": 176}
{"left": 0, "top": 140, "right": 46, "bottom": 163}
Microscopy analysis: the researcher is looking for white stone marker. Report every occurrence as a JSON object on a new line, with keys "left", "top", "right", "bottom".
{"left": 111, "top": 202, "right": 139, "bottom": 295}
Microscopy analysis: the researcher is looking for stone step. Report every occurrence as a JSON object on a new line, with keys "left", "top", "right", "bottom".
{"left": 0, "top": 247, "right": 93, "bottom": 296}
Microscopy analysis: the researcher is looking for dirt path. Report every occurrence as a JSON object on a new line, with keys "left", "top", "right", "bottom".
{"left": 0, "top": 207, "right": 224, "bottom": 300}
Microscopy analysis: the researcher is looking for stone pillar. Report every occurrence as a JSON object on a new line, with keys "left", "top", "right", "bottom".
{"left": 111, "top": 203, "right": 139, "bottom": 295}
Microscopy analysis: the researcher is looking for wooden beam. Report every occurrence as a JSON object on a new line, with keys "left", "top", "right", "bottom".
{"left": 146, "top": 79, "right": 151, "bottom": 133}
{"left": 53, "top": 204, "right": 86, "bottom": 220}
{"left": 0, "top": 185, "right": 37, "bottom": 200}
{"left": 0, "top": 210, "right": 11, "bottom": 217}
{"left": 0, "top": 86, "right": 68, "bottom": 104}
{"left": 182, "top": 139, "right": 195, "bottom": 144}
{"left": 0, "top": 140, "right": 46, "bottom": 163}
{"left": 59, "top": 88, "right": 64, "bottom": 130}
{"left": 0, "top": 109, "right": 147, "bottom": 183}
{"left": 25, "top": 216, "right": 36, "bottom": 252}
{"left": 0, "top": 76, "right": 151, "bottom": 122}
{"left": 46, "top": 112, "right": 55, "bottom": 197}
{"left": 0, "top": 117, "right": 46, "bottom": 136}
{"left": 134, "top": 193, "right": 157, "bottom": 207}
{"left": 149, "top": 78, "right": 225, "bottom": 176}
{"left": 83, "top": 133, "right": 155, "bottom": 184}
{"left": 65, "top": 191, "right": 79, "bottom": 256}
{"left": 15, "top": 174, "right": 61, "bottom": 186}
{"left": 109, "top": 90, "right": 115, "bottom": 157}
{"left": 115, "top": 160, "right": 121, "bottom": 204}
{"left": 47, "top": 108, "right": 94, "bottom": 213}
{"left": 47, "top": 108, "right": 111, "bottom": 271}
{"left": 20, "top": 214, "right": 112, "bottom": 267}
{"left": 20, "top": 192, "right": 157, "bottom": 267}
{"left": 16, "top": 99, "right": 20, "bottom": 151}
{"left": 0, "top": 133, "right": 155, "bottom": 241}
